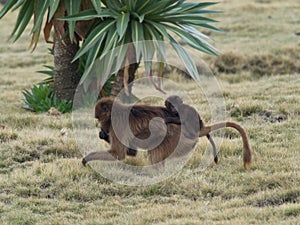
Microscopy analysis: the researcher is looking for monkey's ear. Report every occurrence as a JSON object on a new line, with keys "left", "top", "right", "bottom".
{"left": 101, "top": 103, "right": 109, "bottom": 112}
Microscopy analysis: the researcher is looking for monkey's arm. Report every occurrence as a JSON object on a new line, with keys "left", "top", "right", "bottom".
{"left": 165, "top": 117, "right": 181, "bottom": 125}
{"left": 82, "top": 150, "right": 117, "bottom": 166}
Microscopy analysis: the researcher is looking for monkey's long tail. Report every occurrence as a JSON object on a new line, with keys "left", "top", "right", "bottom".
{"left": 199, "top": 121, "right": 252, "bottom": 169}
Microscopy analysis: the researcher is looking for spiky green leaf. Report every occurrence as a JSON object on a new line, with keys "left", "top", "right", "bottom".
{"left": 62, "top": 9, "right": 97, "bottom": 21}
{"left": 164, "top": 23, "right": 217, "bottom": 56}
{"left": 127, "top": 0, "right": 136, "bottom": 11}
{"left": 142, "top": 38, "right": 155, "bottom": 77}
{"left": 132, "top": 12, "right": 145, "bottom": 23}
{"left": 116, "top": 12, "right": 130, "bottom": 40}
{"left": 100, "top": 27, "right": 118, "bottom": 59}
{"left": 73, "top": 19, "right": 114, "bottom": 61}
{"left": 11, "top": 0, "right": 34, "bottom": 41}
{"left": 162, "top": 14, "right": 218, "bottom": 23}
{"left": 145, "top": 21, "right": 170, "bottom": 41}
{"left": 139, "top": 0, "right": 170, "bottom": 16}
{"left": 192, "top": 23, "right": 223, "bottom": 32}
{"left": 131, "top": 20, "right": 144, "bottom": 60}
{"left": 169, "top": 35, "right": 199, "bottom": 82}
{"left": 64, "top": 0, "right": 81, "bottom": 41}
{"left": 61, "top": 9, "right": 115, "bottom": 21}
{"left": 144, "top": 23, "right": 166, "bottom": 62}
{"left": 115, "top": 32, "right": 131, "bottom": 73}
{"left": 91, "top": 0, "right": 102, "bottom": 14}
{"left": 32, "top": 0, "right": 50, "bottom": 33}
{"left": 179, "top": 2, "right": 218, "bottom": 12}
{"left": 136, "top": 0, "right": 156, "bottom": 13}
{"left": 0, "top": 0, "right": 18, "bottom": 18}
{"left": 48, "top": 0, "right": 60, "bottom": 21}
{"left": 80, "top": 35, "right": 106, "bottom": 84}
{"left": 106, "top": 0, "right": 122, "bottom": 12}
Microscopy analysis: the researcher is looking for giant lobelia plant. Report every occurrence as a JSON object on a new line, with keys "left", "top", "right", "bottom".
{"left": 0, "top": 0, "right": 220, "bottom": 103}
{"left": 62, "top": 0, "right": 221, "bottom": 98}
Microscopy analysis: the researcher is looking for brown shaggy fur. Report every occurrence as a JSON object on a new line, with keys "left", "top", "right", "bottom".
{"left": 82, "top": 97, "right": 252, "bottom": 169}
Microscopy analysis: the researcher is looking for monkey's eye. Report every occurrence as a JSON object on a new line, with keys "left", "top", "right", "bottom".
{"left": 101, "top": 104, "right": 109, "bottom": 112}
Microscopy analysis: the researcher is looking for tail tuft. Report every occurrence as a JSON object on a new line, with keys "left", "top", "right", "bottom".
{"left": 244, "top": 161, "right": 251, "bottom": 170}
{"left": 214, "top": 155, "right": 218, "bottom": 164}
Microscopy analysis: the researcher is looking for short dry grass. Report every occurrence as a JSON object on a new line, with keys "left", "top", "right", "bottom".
{"left": 0, "top": 1, "right": 300, "bottom": 224}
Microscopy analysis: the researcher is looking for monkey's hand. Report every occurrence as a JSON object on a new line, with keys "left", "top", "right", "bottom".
{"left": 82, "top": 158, "right": 87, "bottom": 167}
{"left": 99, "top": 129, "right": 110, "bottom": 143}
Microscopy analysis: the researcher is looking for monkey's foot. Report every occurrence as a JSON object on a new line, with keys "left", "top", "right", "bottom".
{"left": 127, "top": 148, "right": 137, "bottom": 156}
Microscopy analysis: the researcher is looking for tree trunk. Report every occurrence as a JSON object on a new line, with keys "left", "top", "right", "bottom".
{"left": 54, "top": 37, "right": 80, "bottom": 101}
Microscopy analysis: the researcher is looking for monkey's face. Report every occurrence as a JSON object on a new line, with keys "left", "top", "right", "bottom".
{"left": 165, "top": 95, "right": 183, "bottom": 114}
{"left": 94, "top": 98, "right": 113, "bottom": 122}
{"left": 165, "top": 101, "right": 176, "bottom": 114}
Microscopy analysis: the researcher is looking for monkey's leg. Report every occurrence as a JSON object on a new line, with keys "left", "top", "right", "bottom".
{"left": 148, "top": 149, "right": 166, "bottom": 170}
{"left": 206, "top": 134, "right": 218, "bottom": 164}
{"left": 165, "top": 117, "right": 181, "bottom": 125}
{"left": 82, "top": 150, "right": 117, "bottom": 166}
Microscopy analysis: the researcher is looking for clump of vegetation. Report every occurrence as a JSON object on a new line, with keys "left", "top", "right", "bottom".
{"left": 12, "top": 145, "right": 40, "bottom": 163}
{"left": 212, "top": 50, "right": 300, "bottom": 76}
{"left": 0, "top": 129, "right": 18, "bottom": 143}
{"left": 22, "top": 65, "right": 72, "bottom": 113}
{"left": 228, "top": 103, "right": 263, "bottom": 118}
{"left": 22, "top": 83, "right": 72, "bottom": 113}
{"left": 213, "top": 52, "right": 245, "bottom": 74}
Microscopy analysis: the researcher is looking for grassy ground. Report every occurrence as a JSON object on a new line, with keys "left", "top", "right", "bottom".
{"left": 1, "top": 0, "right": 300, "bottom": 224}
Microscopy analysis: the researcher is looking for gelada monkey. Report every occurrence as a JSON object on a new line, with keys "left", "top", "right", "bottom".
{"left": 97, "top": 97, "right": 203, "bottom": 158}
{"left": 82, "top": 97, "right": 252, "bottom": 169}
{"left": 83, "top": 97, "right": 197, "bottom": 166}
{"left": 164, "top": 95, "right": 218, "bottom": 163}
{"left": 164, "top": 95, "right": 252, "bottom": 169}
{"left": 97, "top": 100, "right": 177, "bottom": 157}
